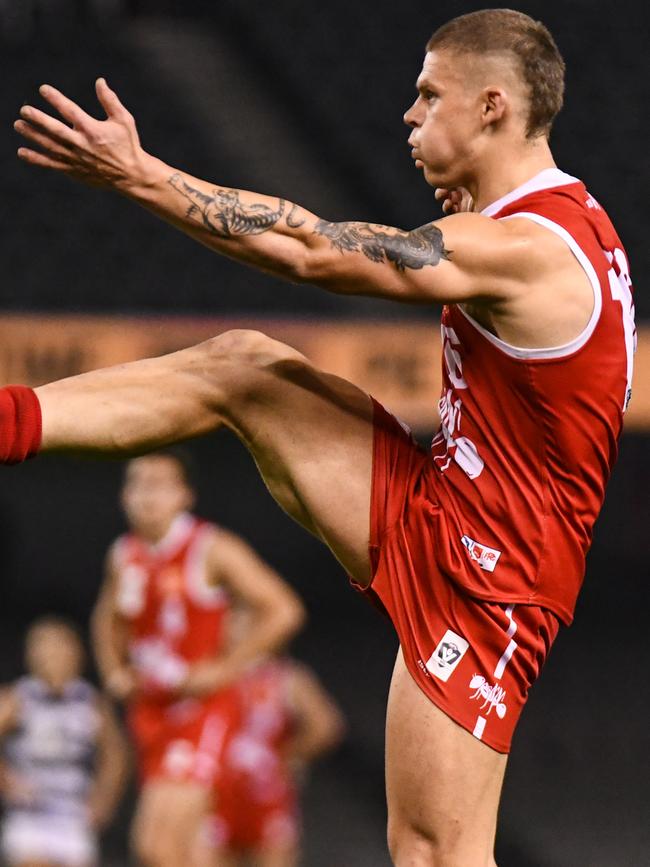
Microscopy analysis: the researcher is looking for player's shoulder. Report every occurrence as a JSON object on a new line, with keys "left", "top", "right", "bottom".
{"left": 440, "top": 209, "right": 567, "bottom": 283}
{"left": 106, "top": 533, "right": 132, "bottom": 566}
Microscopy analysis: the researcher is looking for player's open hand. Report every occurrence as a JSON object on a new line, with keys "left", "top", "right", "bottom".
{"left": 14, "top": 79, "right": 149, "bottom": 190}
{"left": 434, "top": 186, "right": 474, "bottom": 215}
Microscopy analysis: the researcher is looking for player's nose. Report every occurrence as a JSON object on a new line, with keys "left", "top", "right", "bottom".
{"left": 403, "top": 99, "right": 421, "bottom": 128}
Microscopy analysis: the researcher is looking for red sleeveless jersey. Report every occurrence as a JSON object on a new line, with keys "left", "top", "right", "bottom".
{"left": 429, "top": 169, "right": 635, "bottom": 624}
{"left": 113, "top": 512, "right": 230, "bottom": 692}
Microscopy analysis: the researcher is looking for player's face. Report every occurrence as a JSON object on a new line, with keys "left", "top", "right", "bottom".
{"left": 121, "top": 455, "right": 194, "bottom": 538}
{"left": 404, "top": 50, "right": 485, "bottom": 189}
{"left": 26, "top": 626, "right": 83, "bottom": 689}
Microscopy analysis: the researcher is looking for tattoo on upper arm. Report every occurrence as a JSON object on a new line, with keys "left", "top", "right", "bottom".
{"left": 314, "top": 220, "right": 450, "bottom": 271}
{"left": 169, "top": 174, "right": 286, "bottom": 237}
{"left": 286, "top": 202, "right": 306, "bottom": 229}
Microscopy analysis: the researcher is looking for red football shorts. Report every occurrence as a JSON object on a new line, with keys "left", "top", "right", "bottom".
{"left": 0, "top": 386, "right": 42, "bottom": 464}
{"left": 209, "top": 768, "right": 298, "bottom": 853}
{"left": 128, "top": 691, "right": 240, "bottom": 787}
{"left": 353, "top": 399, "right": 560, "bottom": 753}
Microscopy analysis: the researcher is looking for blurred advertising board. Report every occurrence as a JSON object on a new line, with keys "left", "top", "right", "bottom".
{"left": 0, "top": 315, "right": 647, "bottom": 431}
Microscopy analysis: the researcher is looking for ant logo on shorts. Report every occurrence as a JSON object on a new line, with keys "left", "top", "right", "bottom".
{"left": 426, "top": 629, "right": 470, "bottom": 682}
{"left": 469, "top": 675, "right": 507, "bottom": 718}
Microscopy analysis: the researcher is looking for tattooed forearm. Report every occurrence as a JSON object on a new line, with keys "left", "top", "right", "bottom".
{"left": 313, "top": 219, "right": 450, "bottom": 271}
{"left": 168, "top": 174, "right": 286, "bottom": 238}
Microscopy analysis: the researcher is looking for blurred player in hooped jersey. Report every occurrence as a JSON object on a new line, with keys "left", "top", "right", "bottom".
{"left": 0, "top": 617, "right": 128, "bottom": 867}
{"left": 91, "top": 448, "right": 305, "bottom": 867}
{"left": 196, "top": 613, "right": 345, "bottom": 867}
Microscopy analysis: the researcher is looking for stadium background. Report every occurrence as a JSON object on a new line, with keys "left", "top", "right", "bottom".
{"left": 1, "top": 1, "right": 648, "bottom": 864}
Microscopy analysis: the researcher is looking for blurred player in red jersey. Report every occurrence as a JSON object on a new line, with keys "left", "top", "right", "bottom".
{"left": 0, "top": 618, "right": 128, "bottom": 867}
{"left": 13, "top": 8, "right": 636, "bottom": 865}
{"left": 91, "top": 449, "right": 304, "bottom": 867}
{"left": 195, "top": 611, "right": 344, "bottom": 867}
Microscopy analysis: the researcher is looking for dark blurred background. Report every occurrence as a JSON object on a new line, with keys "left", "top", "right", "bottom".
{"left": 1, "top": 1, "right": 648, "bottom": 865}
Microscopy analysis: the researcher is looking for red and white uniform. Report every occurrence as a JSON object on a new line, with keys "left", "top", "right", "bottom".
{"left": 114, "top": 512, "right": 238, "bottom": 784}
{"left": 210, "top": 660, "right": 299, "bottom": 853}
{"left": 358, "top": 169, "right": 635, "bottom": 752}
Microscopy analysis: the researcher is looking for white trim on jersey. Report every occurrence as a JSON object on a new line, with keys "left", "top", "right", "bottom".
{"left": 150, "top": 511, "right": 196, "bottom": 558}
{"left": 480, "top": 168, "right": 580, "bottom": 217}
{"left": 458, "top": 212, "right": 602, "bottom": 360}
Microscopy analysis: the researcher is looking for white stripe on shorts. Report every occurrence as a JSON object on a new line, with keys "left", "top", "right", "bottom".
{"left": 494, "top": 604, "right": 518, "bottom": 680}
{"left": 473, "top": 716, "right": 487, "bottom": 740}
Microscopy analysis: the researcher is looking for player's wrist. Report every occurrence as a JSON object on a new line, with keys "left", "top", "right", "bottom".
{"left": 116, "top": 152, "right": 169, "bottom": 199}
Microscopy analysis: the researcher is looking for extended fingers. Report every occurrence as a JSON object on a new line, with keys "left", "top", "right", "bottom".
{"left": 14, "top": 118, "right": 74, "bottom": 162}
{"left": 95, "top": 77, "right": 131, "bottom": 121}
{"left": 38, "top": 83, "right": 94, "bottom": 129}
{"left": 18, "top": 104, "right": 81, "bottom": 146}
{"left": 17, "top": 147, "right": 72, "bottom": 173}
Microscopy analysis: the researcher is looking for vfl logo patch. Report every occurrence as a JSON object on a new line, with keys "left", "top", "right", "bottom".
{"left": 469, "top": 674, "right": 507, "bottom": 718}
{"left": 461, "top": 535, "right": 501, "bottom": 573}
{"left": 426, "top": 629, "right": 469, "bottom": 682}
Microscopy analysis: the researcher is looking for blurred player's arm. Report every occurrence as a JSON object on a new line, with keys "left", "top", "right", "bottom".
{"left": 15, "top": 81, "right": 552, "bottom": 305}
{"left": 180, "top": 529, "right": 305, "bottom": 696}
{"left": 286, "top": 664, "right": 345, "bottom": 767}
{"left": 91, "top": 548, "right": 139, "bottom": 701}
{"left": 87, "top": 696, "right": 130, "bottom": 830}
{"left": 0, "top": 687, "right": 18, "bottom": 738}
{"left": 0, "top": 687, "right": 34, "bottom": 804}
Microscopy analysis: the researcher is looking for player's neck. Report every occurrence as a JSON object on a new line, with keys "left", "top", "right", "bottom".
{"left": 37, "top": 675, "right": 74, "bottom": 695}
{"left": 133, "top": 513, "right": 182, "bottom": 545}
{"left": 469, "top": 136, "right": 557, "bottom": 213}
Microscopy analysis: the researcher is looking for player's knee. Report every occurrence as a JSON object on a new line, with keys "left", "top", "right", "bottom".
{"left": 198, "top": 329, "right": 308, "bottom": 401}
{"left": 204, "top": 328, "right": 303, "bottom": 367}
{"left": 388, "top": 817, "right": 482, "bottom": 867}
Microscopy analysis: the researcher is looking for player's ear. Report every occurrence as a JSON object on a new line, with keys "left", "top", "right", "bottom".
{"left": 481, "top": 86, "right": 508, "bottom": 129}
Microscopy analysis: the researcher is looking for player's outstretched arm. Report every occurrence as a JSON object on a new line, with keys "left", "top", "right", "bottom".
{"left": 15, "top": 81, "right": 537, "bottom": 305}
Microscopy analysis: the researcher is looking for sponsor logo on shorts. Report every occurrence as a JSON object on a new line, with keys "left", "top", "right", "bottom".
{"left": 461, "top": 535, "right": 501, "bottom": 572}
{"left": 468, "top": 674, "right": 507, "bottom": 718}
{"left": 426, "top": 629, "right": 470, "bottom": 682}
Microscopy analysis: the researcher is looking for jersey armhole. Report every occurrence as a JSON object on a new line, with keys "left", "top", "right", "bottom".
{"left": 458, "top": 211, "right": 602, "bottom": 360}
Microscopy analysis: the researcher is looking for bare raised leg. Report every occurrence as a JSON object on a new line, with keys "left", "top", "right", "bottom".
{"left": 35, "top": 329, "right": 374, "bottom": 584}
{"left": 385, "top": 650, "right": 505, "bottom": 867}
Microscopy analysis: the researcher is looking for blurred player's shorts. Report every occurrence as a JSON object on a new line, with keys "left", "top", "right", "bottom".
{"left": 2, "top": 812, "right": 97, "bottom": 866}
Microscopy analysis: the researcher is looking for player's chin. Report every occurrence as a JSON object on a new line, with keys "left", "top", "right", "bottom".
{"left": 421, "top": 164, "right": 450, "bottom": 189}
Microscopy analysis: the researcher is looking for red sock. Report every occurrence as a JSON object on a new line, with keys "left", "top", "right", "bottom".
{"left": 0, "top": 386, "right": 43, "bottom": 464}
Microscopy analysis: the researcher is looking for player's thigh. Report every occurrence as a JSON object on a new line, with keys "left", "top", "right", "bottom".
{"left": 132, "top": 779, "right": 211, "bottom": 856}
{"left": 385, "top": 650, "right": 505, "bottom": 867}
{"left": 214, "top": 330, "right": 374, "bottom": 584}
